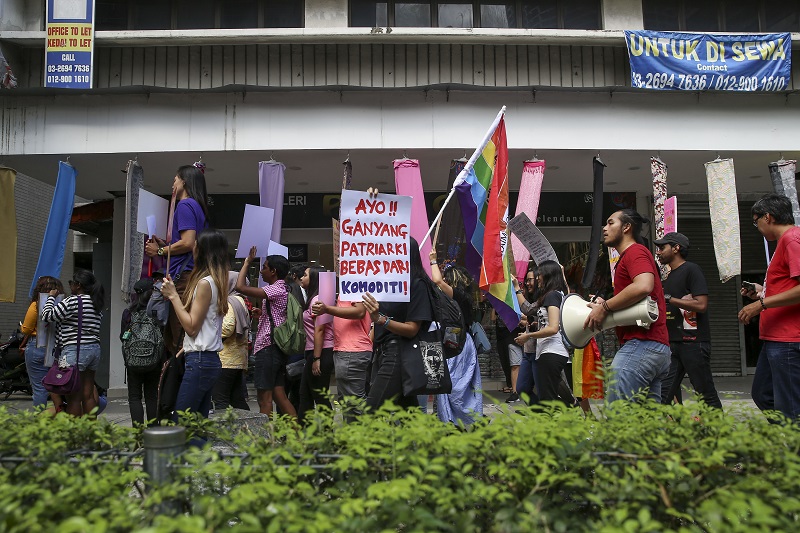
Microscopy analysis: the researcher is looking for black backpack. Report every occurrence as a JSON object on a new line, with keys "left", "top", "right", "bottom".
{"left": 426, "top": 283, "right": 467, "bottom": 359}
{"left": 122, "top": 310, "right": 164, "bottom": 371}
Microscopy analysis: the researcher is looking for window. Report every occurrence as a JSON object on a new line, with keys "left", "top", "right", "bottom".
{"left": 350, "top": 1, "right": 600, "bottom": 28}
{"left": 643, "top": 0, "right": 800, "bottom": 32}
{"left": 96, "top": 0, "right": 304, "bottom": 30}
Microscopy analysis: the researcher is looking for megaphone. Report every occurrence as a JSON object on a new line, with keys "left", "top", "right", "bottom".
{"left": 559, "top": 293, "right": 659, "bottom": 349}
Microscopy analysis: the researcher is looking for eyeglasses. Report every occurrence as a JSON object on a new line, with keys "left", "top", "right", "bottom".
{"left": 753, "top": 214, "right": 767, "bottom": 227}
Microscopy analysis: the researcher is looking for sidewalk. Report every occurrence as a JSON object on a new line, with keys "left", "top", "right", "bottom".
{"left": 0, "top": 375, "right": 757, "bottom": 426}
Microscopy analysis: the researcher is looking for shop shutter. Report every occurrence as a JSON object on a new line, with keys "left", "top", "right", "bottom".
{"left": 678, "top": 201, "right": 745, "bottom": 375}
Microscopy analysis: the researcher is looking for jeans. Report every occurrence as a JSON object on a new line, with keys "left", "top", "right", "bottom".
{"left": 607, "top": 339, "right": 671, "bottom": 403}
{"left": 60, "top": 343, "right": 101, "bottom": 372}
{"left": 660, "top": 342, "right": 722, "bottom": 408}
{"left": 127, "top": 367, "right": 160, "bottom": 426}
{"left": 752, "top": 341, "right": 800, "bottom": 421}
{"left": 298, "top": 348, "right": 334, "bottom": 423}
{"left": 173, "top": 351, "right": 222, "bottom": 419}
{"left": 517, "top": 352, "right": 539, "bottom": 404}
{"left": 334, "top": 350, "right": 372, "bottom": 419}
{"left": 212, "top": 368, "right": 250, "bottom": 411}
{"left": 366, "top": 340, "right": 417, "bottom": 411}
{"left": 24, "top": 344, "right": 49, "bottom": 409}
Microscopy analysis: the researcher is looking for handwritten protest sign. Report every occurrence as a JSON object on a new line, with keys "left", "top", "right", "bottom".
{"left": 338, "top": 190, "right": 412, "bottom": 302}
{"left": 508, "top": 212, "right": 559, "bottom": 266}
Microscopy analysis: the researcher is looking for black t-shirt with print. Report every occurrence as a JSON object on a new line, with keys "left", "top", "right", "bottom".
{"left": 662, "top": 261, "right": 710, "bottom": 342}
{"left": 374, "top": 278, "right": 434, "bottom": 344}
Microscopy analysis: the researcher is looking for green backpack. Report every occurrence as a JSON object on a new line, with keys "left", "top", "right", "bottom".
{"left": 266, "top": 292, "right": 306, "bottom": 356}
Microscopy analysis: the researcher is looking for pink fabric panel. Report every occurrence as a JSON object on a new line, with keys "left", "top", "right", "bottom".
{"left": 511, "top": 160, "right": 545, "bottom": 280}
{"left": 394, "top": 159, "right": 432, "bottom": 276}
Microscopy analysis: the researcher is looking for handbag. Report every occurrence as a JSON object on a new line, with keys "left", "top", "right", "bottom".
{"left": 285, "top": 357, "right": 305, "bottom": 379}
{"left": 400, "top": 326, "right": 453, "bottom": 397}
{"left": 469, "top": 322, "right": 491, "bottom": 354}
{"left": 42, "top": 296, "right": 83, "bottom": 396}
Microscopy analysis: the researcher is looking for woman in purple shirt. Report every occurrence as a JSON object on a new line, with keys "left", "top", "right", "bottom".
{"left": 145, "top": 164, "right": 209, "bottom": 357}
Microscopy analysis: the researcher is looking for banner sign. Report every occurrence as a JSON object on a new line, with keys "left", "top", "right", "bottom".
{"left": 338, "top": 190, "right": 412, "bottom": 302}
{"left": 625, "top": 30, "right": 791, "bottom": 92}
{"left": 45, "top": 0, "right": 95, "bottom": 89}
{"left": 664, "top": 196, "right": 677, "bottom": 233}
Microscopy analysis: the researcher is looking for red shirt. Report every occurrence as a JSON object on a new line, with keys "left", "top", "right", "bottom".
{"left": 613, "top": 243, "right": 670, "bottom": 347}
{"left": 760, "top": 226, "right": 800, "bottom": 342}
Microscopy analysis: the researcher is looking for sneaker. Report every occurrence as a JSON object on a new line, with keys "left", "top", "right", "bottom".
{"left": 505, "top": 392, "right": 520, "bottom": 403}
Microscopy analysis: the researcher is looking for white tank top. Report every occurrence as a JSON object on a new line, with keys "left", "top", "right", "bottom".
{"left": 183, "top": 275, "right": 223, "bottom": 353}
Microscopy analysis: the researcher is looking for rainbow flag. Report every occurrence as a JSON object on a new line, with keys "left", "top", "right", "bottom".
{"left": 455, "top": 114, "right": 521, "bottom": 331}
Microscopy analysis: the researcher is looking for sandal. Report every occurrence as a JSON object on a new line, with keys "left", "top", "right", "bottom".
{"left": 501, "top": 387, "right": 513, "bottom": 394}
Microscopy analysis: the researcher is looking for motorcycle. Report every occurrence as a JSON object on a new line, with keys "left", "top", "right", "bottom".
{"left": 0, "top": 328, "right": 32, "bottom": 399}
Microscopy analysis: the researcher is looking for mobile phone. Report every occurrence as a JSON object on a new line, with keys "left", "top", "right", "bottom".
{"left": 742, "top": 281, "right": 757, "bottom": 292}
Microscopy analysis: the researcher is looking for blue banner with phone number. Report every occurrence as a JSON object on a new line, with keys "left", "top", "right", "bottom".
{"left": 624, "top": 30, "right": 791, "bottom": 92}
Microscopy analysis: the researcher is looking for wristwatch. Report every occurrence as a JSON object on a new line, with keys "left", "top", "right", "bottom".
{"left": 664, "top": 293, "right": 672, "bottom": 304}
{"left": 157, "top": 247, "right": 165, "bottom": 256}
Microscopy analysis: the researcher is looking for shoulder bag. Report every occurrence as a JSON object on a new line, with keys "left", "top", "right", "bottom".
{"left": 42, "top": 296, "right": 83, "bottom": 395}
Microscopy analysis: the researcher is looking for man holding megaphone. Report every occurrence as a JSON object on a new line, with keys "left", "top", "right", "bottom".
{"left": 583, "top": 209, "right": 671, "bottom": 403}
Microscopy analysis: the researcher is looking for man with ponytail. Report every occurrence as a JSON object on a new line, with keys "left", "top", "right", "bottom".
{"left": 584, "top": 209, "right": 671, "bottom": 403}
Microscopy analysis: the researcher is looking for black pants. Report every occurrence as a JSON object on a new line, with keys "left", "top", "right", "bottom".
{"left": 366, "top": 340, "right": 418, "bottom": 411}
{"left": 212, "top": 368, "right": 250, "bottom": 411}
{"left": 536, "top": 352, "right": 571, "bottom": 406}
{"left": 495, "top": 329, "right": 513, "bottom": 388}
{"left": 298, "top": 348, "right": 334, "bottom": 423}
{"left": 661, "top": 342, "right": 722, "bottom": 409}
{"left": 127, "top": 367, "right": 160, "bottom": 426}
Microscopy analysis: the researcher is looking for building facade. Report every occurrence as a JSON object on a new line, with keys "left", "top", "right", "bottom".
{"left": 2, "top": 0, "right": 799, "bottom": 391}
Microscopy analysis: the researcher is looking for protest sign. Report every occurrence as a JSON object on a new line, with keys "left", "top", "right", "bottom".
{"left": 136, "top": 189, "right": 169, "bottom": 238}
{"left": 338, "top": 190, "right": 412, "bottom": 302}
{"left": 317, "top": 271, "right": 337, "bottom": 325}
{"left": 508, "top": 212, "right": 559, "bottom": 266}
{"left": 664, "top": 196, "right": 677, "bottom": 233}
{"left": 236, "top": 204, "right": 274, "bottom": 258}
{"left": 267, "top": 241, "right": 288, "bottom": 258}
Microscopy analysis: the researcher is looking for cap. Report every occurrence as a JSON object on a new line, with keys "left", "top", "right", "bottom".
{"left": 654, "top": 232, "right": 690, "bottom": 249}
{"left": 134, "top": 278, "right": 154, "bottom": 294}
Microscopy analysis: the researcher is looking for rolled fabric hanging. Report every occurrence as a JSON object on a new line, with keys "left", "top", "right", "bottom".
{"left": 704, "top": 158, "right": 741, "bottom": 282}
{"left": 582, "top": 156, "right": 605, "bottom": 289}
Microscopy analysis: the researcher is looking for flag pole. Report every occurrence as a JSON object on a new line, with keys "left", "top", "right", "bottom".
{"left": 420, "top": 105, "right": 506, "bottom": 248}
{"left": 164, "top": 190, "right": 177, "bottom": 276}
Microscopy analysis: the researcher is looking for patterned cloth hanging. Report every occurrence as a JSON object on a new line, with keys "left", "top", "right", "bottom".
{"left": 0, "top": 47, "right": 17, "bottom": 89}
{"left": 332, "top": 159, "right": 352, "bottom": 272}
{"left": 581, "top": 157, "right": 605, "bottom": 289}
{"left": 651, "top": 157, "right": 668, "bottom": 239}
{"left": 121, "top": 160, "right": 144, "bottom": 302}
{"left": 768, "top": 159, "right": 800, "bottom": 225}
{"left": 704, "top": 158, "right": 741, "bottom": 282}
{"left": 511, "top": 160, "right": 545, "bottom": 280}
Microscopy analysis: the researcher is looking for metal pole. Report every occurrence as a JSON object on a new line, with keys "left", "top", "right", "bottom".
{"left": 143, "top": 426, "right": 186, "bottom": 513}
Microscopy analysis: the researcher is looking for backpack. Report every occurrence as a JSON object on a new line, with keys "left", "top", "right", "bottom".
{"left": 122, "top": 310, "right": 164, "bottom": 371}
{"left": 426, "top": 283, "right": 467, "bottom": 359}
{"left": 266, "top": 292, "right": 306, "bottom": 356}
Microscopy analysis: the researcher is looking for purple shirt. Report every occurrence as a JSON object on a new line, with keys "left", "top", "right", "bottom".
{"left": 170, "top": 198, "right": 207, "bottom": 278}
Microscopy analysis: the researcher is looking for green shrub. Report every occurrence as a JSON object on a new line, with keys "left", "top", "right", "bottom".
{"left": 0, "top": 401, "right": 798, "bottom": 532}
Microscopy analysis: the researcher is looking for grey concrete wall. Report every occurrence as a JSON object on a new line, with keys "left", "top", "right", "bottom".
{"left": 0, "top": 0, "right": 42, "bottom": 31}
{"left": 0, "top": 172, "right": 74, "bottom": 338}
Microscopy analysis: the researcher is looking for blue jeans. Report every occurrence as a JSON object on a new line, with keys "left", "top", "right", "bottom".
{"left": 24, "top": 344, "right": 49, "bottom": 408}
{"left": 517, "top": 352, "right": 539, "bottom": 404}
{"left": 173, "top": 351, "right": 222, "bottom": 420}
{"left": 752, "top": 341, "right": 800, "bottom": 421}
{"left": 60, "top": 343, "right": 101, "bottom": 372}
{"left": 607, "top": 339, "right": 671, "bottom": 403}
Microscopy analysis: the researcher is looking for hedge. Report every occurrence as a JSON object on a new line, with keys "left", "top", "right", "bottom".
{"left": 0, "top": 400, "right": 798, "bottom": 532}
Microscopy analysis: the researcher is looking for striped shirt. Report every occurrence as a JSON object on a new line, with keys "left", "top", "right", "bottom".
{"left": 41, "top": 294, "right": 102, "bottom": 346}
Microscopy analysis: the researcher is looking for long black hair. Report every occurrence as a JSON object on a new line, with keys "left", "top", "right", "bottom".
{"left": 409, "top": 237, "right": 435, "bottom": 291}
{"left": 176, "top": 165, "right": 210, "bottom": 221}
{"left": 535, "top": 261, "right": 567, "bottom": 307}
{"left": 73, "top": 269, "right": 105, "bottom": 313}
{"left": 303, "top": 266, "right": 322, "bottom": 310}
{"left": 523, "top": 266, "right": 539, "bottom": 303}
